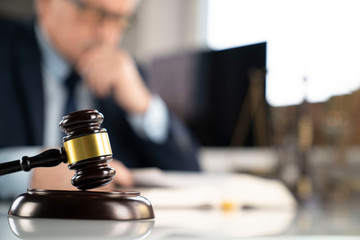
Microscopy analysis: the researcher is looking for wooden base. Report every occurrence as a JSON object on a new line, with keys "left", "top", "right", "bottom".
{"left": 8, "top": 189, "right": 155, "bottom": 220}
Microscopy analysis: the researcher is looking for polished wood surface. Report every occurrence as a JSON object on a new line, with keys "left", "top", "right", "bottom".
{"left": 8, "top": 189, "right": 155, "bottom": 220}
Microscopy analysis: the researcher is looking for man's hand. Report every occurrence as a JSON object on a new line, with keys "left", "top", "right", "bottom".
{"left": 31, "top": 159, "right": 134, "bottom": 190}
{"left": 31, "top": 164, "right": 77, "bottom": 190}
{"left": 97, "top": 160, "right": 134, "bottom": 191}
{"left": 77, "top": 47, "right": 152, "bottom": 114}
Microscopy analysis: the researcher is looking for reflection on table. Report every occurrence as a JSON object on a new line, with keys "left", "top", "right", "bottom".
{"left": 8, "top": 216, "right": 154, "bottom": 240}
{"left": 2, "top": 198, "right": 360, "bottom": 240}
{"left": 1, "top": 203, "right": 293, "bottom": 240}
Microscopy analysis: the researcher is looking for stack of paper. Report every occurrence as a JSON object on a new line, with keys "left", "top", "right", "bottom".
{"left": 131, "top": 168, "right": 297, "bottom": 211}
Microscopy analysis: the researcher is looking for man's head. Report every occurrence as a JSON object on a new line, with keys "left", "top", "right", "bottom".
{"left": 35, "top": 0, "right": 138, "bottom": 64}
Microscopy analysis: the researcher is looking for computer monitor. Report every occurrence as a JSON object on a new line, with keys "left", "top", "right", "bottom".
{"left": 148, "top": 42, "right": 268, "bottom": 147}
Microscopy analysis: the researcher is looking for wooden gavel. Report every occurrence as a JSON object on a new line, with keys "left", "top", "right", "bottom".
{"left": 0, "top": 109, "right": 115, "bottom": 190}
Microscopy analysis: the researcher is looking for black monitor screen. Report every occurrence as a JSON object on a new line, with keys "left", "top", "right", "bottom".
{"left": 148, "top": 42, "right": 268, "bottom": 147}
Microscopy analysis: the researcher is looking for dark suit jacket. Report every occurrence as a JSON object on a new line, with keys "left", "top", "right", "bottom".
{"left": 0, "top": 19, "right": 200, "bottom": 171}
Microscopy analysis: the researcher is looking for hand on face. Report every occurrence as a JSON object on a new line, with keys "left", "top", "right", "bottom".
{"left": 76, "top": 46, "right": 152, "bottom": 114}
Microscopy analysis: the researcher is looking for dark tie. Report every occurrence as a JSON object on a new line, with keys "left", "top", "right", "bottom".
{"left": 64, "top": 70, "right": 80, "bottom": 115}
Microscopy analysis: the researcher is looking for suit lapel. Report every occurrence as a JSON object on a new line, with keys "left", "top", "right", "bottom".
{"left": 14, "top": 21, "right": 44, "bottom": 145}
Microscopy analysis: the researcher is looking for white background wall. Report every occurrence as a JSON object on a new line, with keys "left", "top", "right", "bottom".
{"left": 122, "top": 0, "right": 208, "bottom": 64}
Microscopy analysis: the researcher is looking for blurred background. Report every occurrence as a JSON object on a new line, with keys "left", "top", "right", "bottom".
{"left": 2, "top": 0, "right": 360, "bottom": 205}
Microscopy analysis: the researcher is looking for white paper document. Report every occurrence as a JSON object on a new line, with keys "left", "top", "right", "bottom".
{"left": 131, "top": 168, "right": 296, "bottom": 211}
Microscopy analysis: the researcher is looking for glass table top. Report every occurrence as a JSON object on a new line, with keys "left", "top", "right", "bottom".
{"left": 1, "top": 195, "right": 360, "bottom": 240}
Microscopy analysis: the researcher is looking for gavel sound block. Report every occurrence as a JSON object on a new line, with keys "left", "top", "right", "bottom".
{"left": 1, "top": 110, "right": 154, "bottom": 221}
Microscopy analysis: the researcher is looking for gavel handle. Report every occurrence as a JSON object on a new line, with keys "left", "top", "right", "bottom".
{"left": 0, "top": 149, "right": 67, "bottom": 176}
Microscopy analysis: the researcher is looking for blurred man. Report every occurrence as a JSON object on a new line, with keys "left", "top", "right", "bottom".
{"left": 0, "top": 0, "right": 199, "bottom": 198}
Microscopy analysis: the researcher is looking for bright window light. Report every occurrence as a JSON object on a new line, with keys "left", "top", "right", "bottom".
{"left": 207, "top": 0, "right": 360, "bottom": 106}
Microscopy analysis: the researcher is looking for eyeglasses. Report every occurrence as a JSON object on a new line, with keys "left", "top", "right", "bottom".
{"left": 68, "top": 0, "right": 134, "bottom": 29}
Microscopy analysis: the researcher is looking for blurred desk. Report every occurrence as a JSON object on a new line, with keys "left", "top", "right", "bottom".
{"left": 0, "top": 202, "right": 15, "bottom": 240}
{"left": 1, "top": 197, "right": 360, "bottom": 239}
{"left": 1, "top": 169, "right": 359, "bottom": 239}
{"left": 283, "top": 196, "right": 360, "bottom": 235}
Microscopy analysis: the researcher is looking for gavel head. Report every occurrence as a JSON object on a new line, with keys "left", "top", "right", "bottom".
{"left": 59, "top": 110, "right": 115, "bottom": 190}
